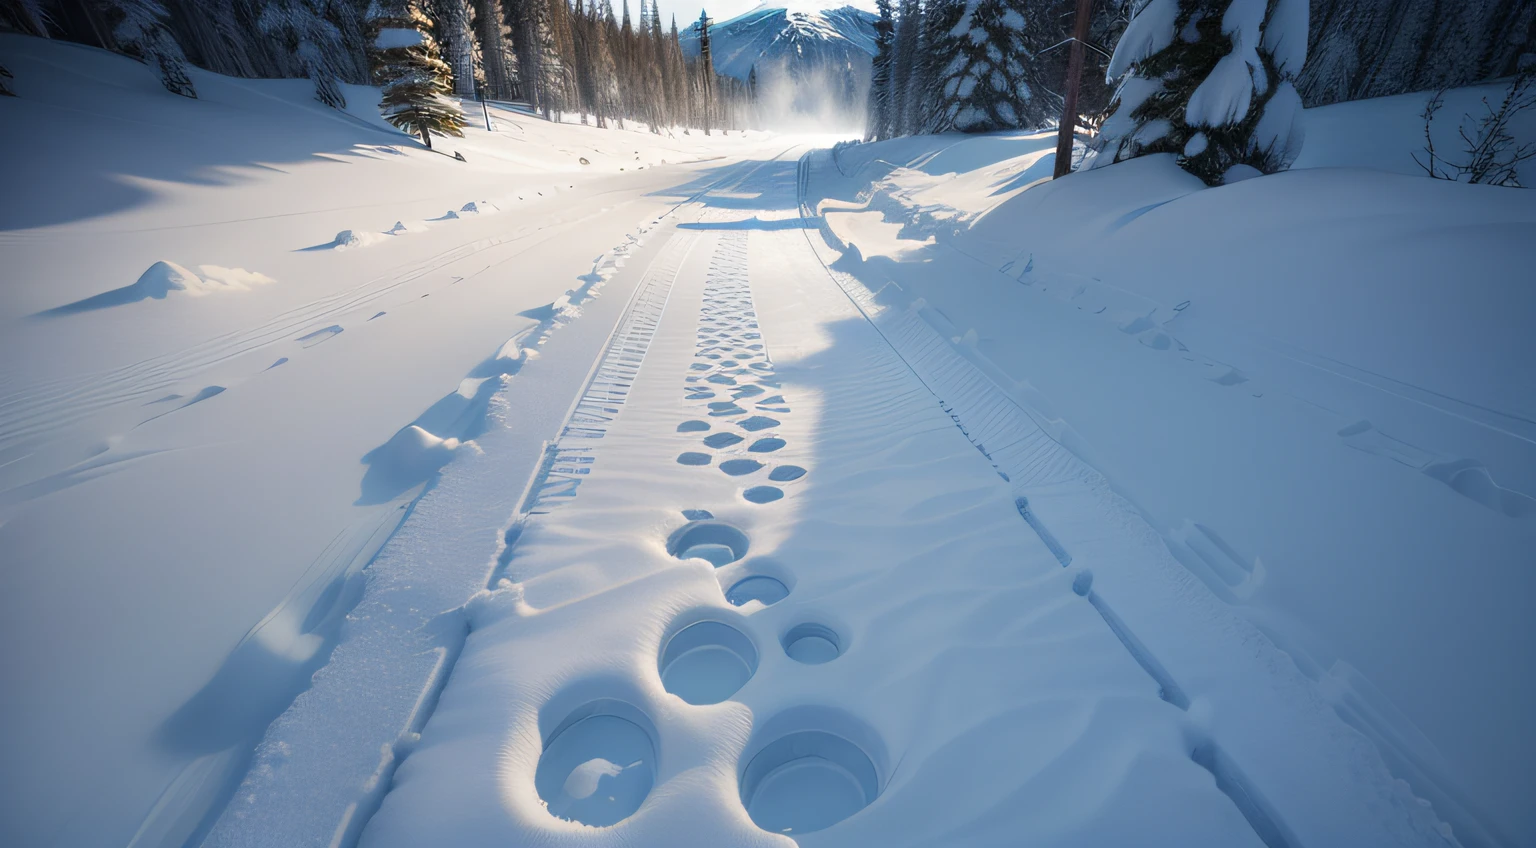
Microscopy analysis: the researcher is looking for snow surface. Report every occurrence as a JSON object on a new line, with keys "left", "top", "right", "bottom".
{"left": 808, "top": 117, "right": 1535, "bottom": 846}
{"left": 0, "top": 33, "right": 789, "bottom": 848}
{"left": 3, "top": 27, "right": 1533, "bottom": 848}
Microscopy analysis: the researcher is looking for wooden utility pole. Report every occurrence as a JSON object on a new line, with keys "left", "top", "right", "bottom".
{"left": 1053, "top": 0, "right": 1096, "bottom": 179}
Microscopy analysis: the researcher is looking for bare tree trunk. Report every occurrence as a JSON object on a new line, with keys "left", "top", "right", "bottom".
{"left": 421, "top": 127, "right": 433, "bottom": 148}
{"left": 1053, "top": 0, "right": 1094, "bottom": 178}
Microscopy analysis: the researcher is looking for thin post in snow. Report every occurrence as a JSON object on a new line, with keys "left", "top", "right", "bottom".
{"left": 476, "top": 84, "right": 493, "bottom": 132}
{"left": 1053, "top": 0, "right": 1095, "bottom": 179}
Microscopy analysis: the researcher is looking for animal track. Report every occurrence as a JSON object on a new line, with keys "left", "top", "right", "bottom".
{"left": 672, "top": 234, "right": 811, "bottom": 511}
{"left": 742, "top": 485, "right": 783, "bottom": 504}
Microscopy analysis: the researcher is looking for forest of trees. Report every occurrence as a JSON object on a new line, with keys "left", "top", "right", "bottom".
{"left": 868, "top": 0, "right": 1536, "bottom": 142}
{"left": 866, "top": 0, "right": 1535, "bottom": 186}
{"left": 0, "top": 0, "right": 757, "bottom": 134}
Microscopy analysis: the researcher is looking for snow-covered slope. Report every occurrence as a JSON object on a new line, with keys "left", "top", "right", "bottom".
{"left": 0, "top": 33, "right": 785, "bottom": 848}
{"left": 683, "top": 4, "right": 878, "bottom": 82}
{"left": 803, "top": 96, "right": 1536, "bottom": 847}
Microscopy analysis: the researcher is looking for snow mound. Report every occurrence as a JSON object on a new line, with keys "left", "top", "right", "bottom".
{"left": 373, "top": 425, "right": 461, "bottom": 479}
{"left": 132, "top": 260, "right": 200, "bottom": 298}
{"left": 325, "top": 229, "right": 387, "bottom": 250}
{"left": 358, "top": 425, "right": 466, "bottom": 504}
{"left": 460, "top": 201, "right": 498, "bottom": 214}
{"left": 40, "top": 261, "right": 274, "bottom": 315}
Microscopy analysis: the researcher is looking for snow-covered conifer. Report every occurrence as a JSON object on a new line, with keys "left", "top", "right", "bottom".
{"left": 366, "top": 0, "right": 466, "bottom": 147}
{"left": 259, "top": 0, "right": 351, "bottom": 108}
{"left": 934, "top": 0, "right": 1049, "bottom": 133}
{"left": 578, "top": 0, "right": 622, "bottom": 125}
{"left": 915, "top": 0, "right": 965, "bottom": 132}
{"left": 1087, "top": 0, "right": 1307, "bottom": 185}
{"left": 887, "top": 0, "right": 921, "bottom": 135}
{"left": 104, "top": 0, "right": 198, "bottom": 98}
{"left": 866, "top": 0, "right": 895, "bottom": 140}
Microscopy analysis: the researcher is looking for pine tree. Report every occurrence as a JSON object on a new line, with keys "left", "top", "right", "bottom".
{"left": 666, "top": 13, "right": 688, "bottom": 128}
{"left": 641, "top": 0, "right": 668, "bottom": 130}
{"left": 910, "top": 0, "right": 964, "bottom": 132}
{"left": 887, "top": 0, "right": 921, "bottom": 135}
{"left": 866, "top": 0, "right": 895, "bottom": 140}
{"left": 1086, "top": 0, "right": 1307, "bottom": 185}
{"left": 367, "top": 0, "right": 466, "bottom": 147}
{"left": 104, "top": 0, "right": 198, "bottom": 97}
{"left": 1299, "top": 0, "right": 1536, "bottom": 107}
{"left": 583, "top": 0, "right": 621, "bottom": 125}
{"left": 258, "top": 0, "right": 351, "bottom": 108}
{"left": 933, "top": 0, "right": 1050, "bottom": 133}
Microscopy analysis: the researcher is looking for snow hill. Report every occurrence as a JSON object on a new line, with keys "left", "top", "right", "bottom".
{"left": 682, "top": 4, "right": 878, "bottom": 83}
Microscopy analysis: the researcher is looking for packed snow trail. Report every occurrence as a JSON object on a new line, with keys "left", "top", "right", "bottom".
{"left": 213, "top": 159, "right": 1459, "bottom": 846}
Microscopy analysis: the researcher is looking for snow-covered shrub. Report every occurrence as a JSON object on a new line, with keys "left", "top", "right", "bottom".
{"left": 933, "top": 0, "right": 1050, "bottom": 133}
{"left": 366, "top": 0, "right": 465, "bottom": 148}
{"left": 259, "top": 0, "right": 351, "bottom": 109}
{"left": 105, "top": 0, "right": 198, "bottom": 98}
{"left": 1086, "top": 0, "right": 1307, "bottom": 185}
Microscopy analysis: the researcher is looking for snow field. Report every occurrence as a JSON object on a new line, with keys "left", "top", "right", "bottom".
{"left": 0, "top": 34, "right": 793, "bottom": 848}
{"left": 800, "top": 118, "right": 1534, "bottom": 845}
{"left": 363, "top": 163, "right": 1300, "bottom": 846}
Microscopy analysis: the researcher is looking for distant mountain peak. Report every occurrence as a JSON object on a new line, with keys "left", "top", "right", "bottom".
{"left": 682, "top": 3, "right": 878, "bottom": 82}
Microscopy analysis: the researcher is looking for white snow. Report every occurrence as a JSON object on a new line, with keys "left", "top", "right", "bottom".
{"left": 806, "top": 110, "right": 1536, "bottom": 846}
{"left": 1104, "top": 0, "right": 1178, "bottom": 80}
{"left": 0, "top": 32, "right": 787, "bottom": 848}
{"left": 2, "top": 22, "right": 1531, "bottom": 848}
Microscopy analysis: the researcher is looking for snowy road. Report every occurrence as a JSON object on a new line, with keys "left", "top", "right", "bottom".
{"left": 195, "top": 155, "right": 1457, "bottom": 846}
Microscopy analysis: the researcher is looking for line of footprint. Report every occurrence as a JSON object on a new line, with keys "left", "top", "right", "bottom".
{"left": 674, "top": 234, "right": 805, "bottom": 504}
